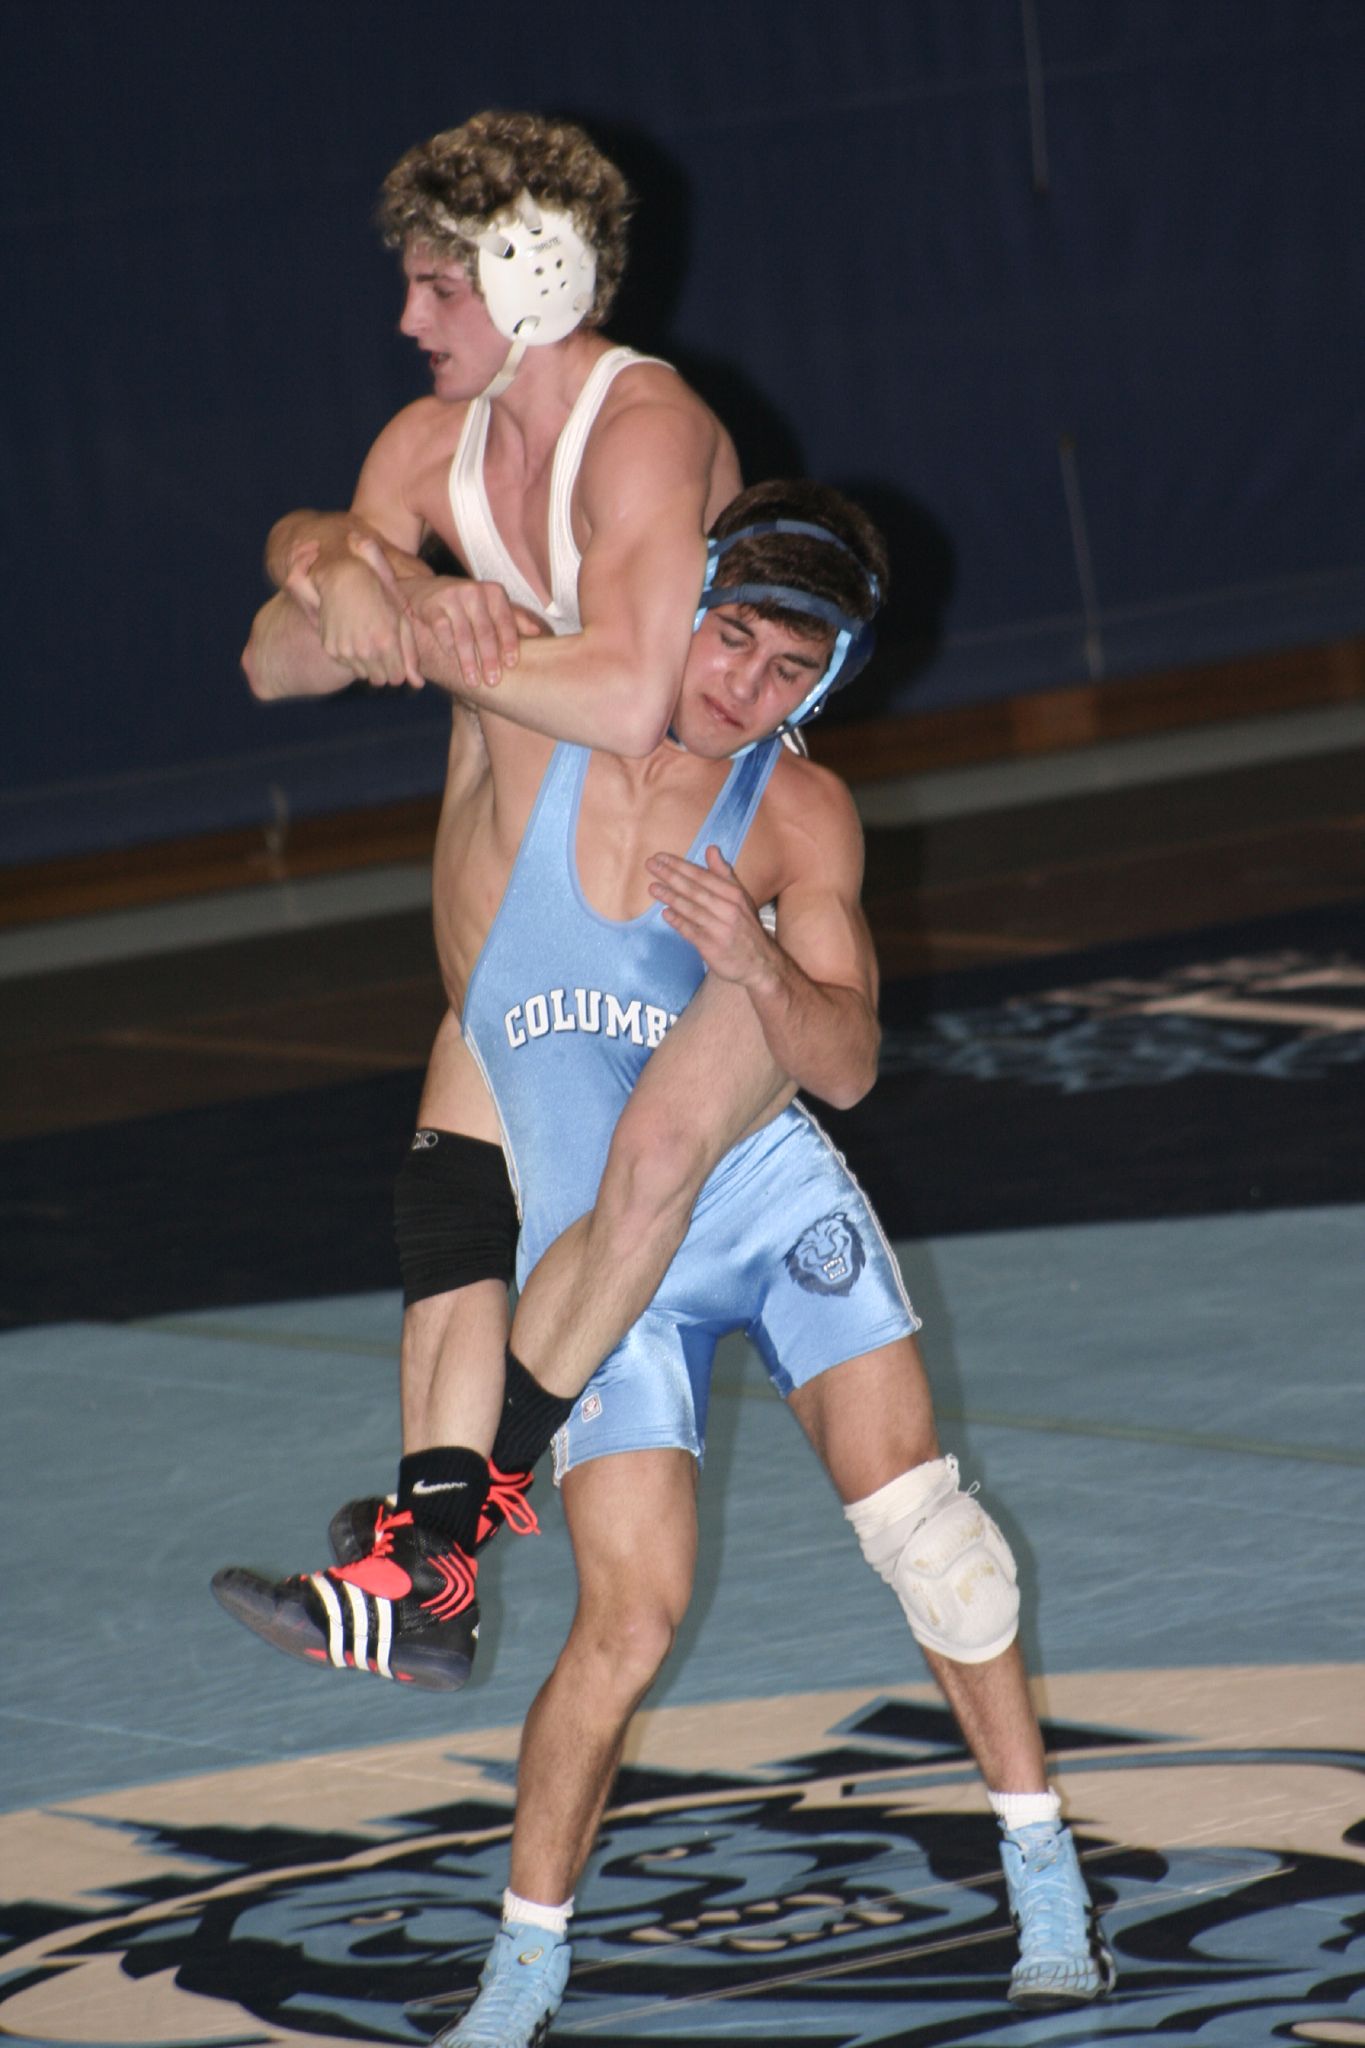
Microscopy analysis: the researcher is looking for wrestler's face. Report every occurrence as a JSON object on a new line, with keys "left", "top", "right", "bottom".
{"left": 399, "top": 242, "right": 509, "bottom": 401}
{"left": 676, "top": 607, "right": 835, "bottom": 756}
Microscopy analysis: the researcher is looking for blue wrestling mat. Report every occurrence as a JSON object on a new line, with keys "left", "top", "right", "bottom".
{"left": 3, "top": 1198, "right": 1363, "bottom": 2044}
{"left": 2, "top": 895, "right": 1363, "bottom": 2045}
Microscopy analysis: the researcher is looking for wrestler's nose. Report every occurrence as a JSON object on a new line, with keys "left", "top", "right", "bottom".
{"left": 399, "top": 285, "right": 423, "bottom": 338}
{"left": 726, "top": 653, "right": 763, "bottom": 707}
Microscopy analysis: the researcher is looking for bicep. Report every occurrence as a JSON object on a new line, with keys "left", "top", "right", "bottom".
{"left": 347, "top": 417, "right": 427, "bottom": 555}
{"left": 772, "top": 800, "right": 879, "bottom": 1004}
{"left": 573, "top": 404, "right": 717, "bottom": 654}
{"left": 777, "top": 881, "right": 879, "bottom": 1008}
{"left": 575, "top": 508, "right": 707, "bottom": 657}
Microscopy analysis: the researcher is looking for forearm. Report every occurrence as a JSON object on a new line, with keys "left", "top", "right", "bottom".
{"left": 408, "top": 606, "right": 686, "bottom": 757}
{"left": 241, "top": 590, "right": 357, "bottom": 701}
{"left": 745, "top": 954, "right": 880, "bottom": 1110}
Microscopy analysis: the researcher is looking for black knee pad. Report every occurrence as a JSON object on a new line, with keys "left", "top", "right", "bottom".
{"left": 393, "top": 1130, "right": 518, "bottom": 1306}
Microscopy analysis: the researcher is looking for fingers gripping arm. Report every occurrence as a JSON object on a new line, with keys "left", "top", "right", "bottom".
{"left": 648, "top": 776, "right": 881, "bottom": 1111}
{"left": 253, "top": 403, "right": 442, "bottom": 691}
{"left": 404, "top": 400, "right": 724, "bottom": 756}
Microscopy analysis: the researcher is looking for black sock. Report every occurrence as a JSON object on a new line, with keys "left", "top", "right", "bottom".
{"left": 397, "top": 1446, "right": 489, "bottom": 1551}
{"left": 491, "top": 1349, "right": 577, "bottom": 1472}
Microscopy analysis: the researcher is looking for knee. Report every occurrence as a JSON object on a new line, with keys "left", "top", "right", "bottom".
{"left": 844, "top": 1456, "right": 1020, "bottom": 1664}
{"left": 574, "top": 1590, "right": 682, "bottom": 1705}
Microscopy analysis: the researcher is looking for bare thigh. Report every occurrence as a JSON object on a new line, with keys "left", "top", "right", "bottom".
{"left": 608, "top": 969, "right": 795, "bottom": 1185}
{"left": 417, "top": 1009, "right": 502, "bottom": 1142}
{"left": 787, "top": 1337, "right": 941, "bottom": 1505}
{"left": 561, "top": 1448, "right": 700, "bottom": 1623}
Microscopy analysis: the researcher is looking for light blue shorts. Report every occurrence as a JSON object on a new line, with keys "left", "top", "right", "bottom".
{"left": 548, "top": 1104, "right": 918, "bottom": 1480}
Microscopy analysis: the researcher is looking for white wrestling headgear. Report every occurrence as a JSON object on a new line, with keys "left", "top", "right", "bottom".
{"left": 437, "top": 190, "right": 597, "bottom": 398}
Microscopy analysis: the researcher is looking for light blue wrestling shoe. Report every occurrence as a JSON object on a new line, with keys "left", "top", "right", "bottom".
{"left": 431, "top": 1921, "right": 571, "bottom": 2047}
{"left": 1000, "top": 1820, "right": 1116, "bottom": 2008}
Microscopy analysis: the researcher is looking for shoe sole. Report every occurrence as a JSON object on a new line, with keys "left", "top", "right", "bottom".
{"left": 211, "top": 1567, "right": 474, "bottom": 1692}
{"left": 1009, "top": 1937, "right": 1117, "bottom": 2009}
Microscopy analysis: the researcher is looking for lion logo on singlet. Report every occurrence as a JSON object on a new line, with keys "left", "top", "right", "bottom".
{"left": 785, "top": 1210, "right": 867, "bottom": 1296}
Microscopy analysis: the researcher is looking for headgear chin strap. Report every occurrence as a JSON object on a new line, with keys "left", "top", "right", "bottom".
{"left": 692, "top": 519, "right": 881, "bottom": 754}
{"left": 437, "top": 190, "right": 597, "bottom": 398}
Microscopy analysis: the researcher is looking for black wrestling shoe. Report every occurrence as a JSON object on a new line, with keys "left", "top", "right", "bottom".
{"left": 328, "top": 1493, "right": 394, "bottom": 1567}
{"left": 329, "top": 1463, "right": 538, "bottom": 1567}
{"left": 213, "top": 1506, "right": 477, "bottom": 1691}
{"left": 477, "top": 1460, "right": 539, "bottom": 1544}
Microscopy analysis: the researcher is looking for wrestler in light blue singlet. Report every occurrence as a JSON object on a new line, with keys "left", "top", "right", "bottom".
{"left": 462, "top": 740, "right": 918, "bottom": 1474}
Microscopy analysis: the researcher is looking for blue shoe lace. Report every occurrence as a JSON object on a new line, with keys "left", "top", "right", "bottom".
{"left": 433, "top": 1923, "right": 571, "bottom": 2047}
{"left": 1000, "top": 1822, "right": 1115, "bottom": 2003}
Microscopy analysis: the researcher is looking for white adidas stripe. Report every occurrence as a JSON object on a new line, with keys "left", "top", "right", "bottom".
{"left": 342, "top": 1580, "right": 370, "bottom": 1667}
{"left": 374, "top": 1596, "right": 394, "bottom": 1679}
{"left": 310, "top": 1572, "right": 346, "bottom": 1668}
{"left": 309, "top": 1571, "right": 397, "bottom": 1678}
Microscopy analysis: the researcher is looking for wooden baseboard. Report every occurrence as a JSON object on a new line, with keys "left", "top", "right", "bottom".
{"left": 808, "top": 634, "right": 1365, "bottom": 782}
{"left": 0, "top": 796, "right": 443, "bottom": 932}
{"left": 4, "top": 635, "right": 1362, "bottom": 931}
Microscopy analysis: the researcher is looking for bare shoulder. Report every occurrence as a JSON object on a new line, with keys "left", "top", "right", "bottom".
{"left": 598, "top": 355, "right": 716, "bottom": 426}
{"left": 354, "top": 395, "right": 472, "bottom": 540}
{"left": 366, "top": 394, "right": 466, "bottom": 463}
{"left": 583, "top": 358, "right": 739, "bottom": 513}
{"left": 765, "top": 750, "right": 865, "bottom": 877}
{"left": 770, "top": 749, "right": 863, "bottom": 835}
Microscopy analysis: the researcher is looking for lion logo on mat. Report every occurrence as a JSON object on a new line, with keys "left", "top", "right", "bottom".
{"left": 785, "top": 1211, "right": 866, "bottom": 1296}
{"left": 5, "top": 1699, "right": 1361, "bottom": 2047}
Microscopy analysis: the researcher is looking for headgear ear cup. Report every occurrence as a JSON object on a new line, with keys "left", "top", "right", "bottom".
{"left": 475, "top": 195, "right": 597, "bottom": 345}
{"left": 431, "top": 190, "right": 597, "bottom": 398}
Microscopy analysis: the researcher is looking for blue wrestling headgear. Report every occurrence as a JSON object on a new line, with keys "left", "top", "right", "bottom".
{"left": 693, "top": 519, "right": 881, "bottom": 749}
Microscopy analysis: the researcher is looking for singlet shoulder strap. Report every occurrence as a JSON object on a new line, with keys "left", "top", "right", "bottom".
{"left": 684, "top": 736, "right": 784, "bottom": 871}
{"left": 447, "top": 398, "right": 547, "bottom": 618}
{"left": 547, "top": 347, "right": 675, "bottom": 613}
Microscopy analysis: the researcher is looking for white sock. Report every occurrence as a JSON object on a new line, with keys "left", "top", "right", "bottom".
{"left": 502, "top": 1887, "right": 573, "bottom": 1939}
{"left": 989, "top": 1789, "right": 1062, "bottom": 1833}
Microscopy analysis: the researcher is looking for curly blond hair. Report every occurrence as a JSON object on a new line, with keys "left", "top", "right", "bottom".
{"left": 378, "top": 110, "right": 633, "bottom": 326}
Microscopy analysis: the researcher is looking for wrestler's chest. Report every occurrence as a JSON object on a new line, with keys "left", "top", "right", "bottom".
{"left": 575, "top": 801, "right": 782, "bottom": 923}
{"left": 413, "top": 454, "right": 570, "bottom": 596}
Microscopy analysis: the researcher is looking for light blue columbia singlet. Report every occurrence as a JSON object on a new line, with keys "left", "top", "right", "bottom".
{"left": 462, "top": 737, "right": 781, "bottom": 1271}
{"left": 461, "top": 738, "right": 918, "bottom": 1475}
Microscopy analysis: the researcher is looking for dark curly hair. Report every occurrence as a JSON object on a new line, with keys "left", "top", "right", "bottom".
{"left": 708, "top": 481, "right": 888, "bottom": 641}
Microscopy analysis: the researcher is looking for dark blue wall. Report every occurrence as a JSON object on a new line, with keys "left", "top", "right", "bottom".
{"left": 4, "top": 1, "right": 1362, "bottom": 862}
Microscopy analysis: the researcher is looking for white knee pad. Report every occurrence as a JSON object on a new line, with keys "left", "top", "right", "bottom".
{"left": 845, "top": 1455, "right": 1019, "bottom": 1664}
